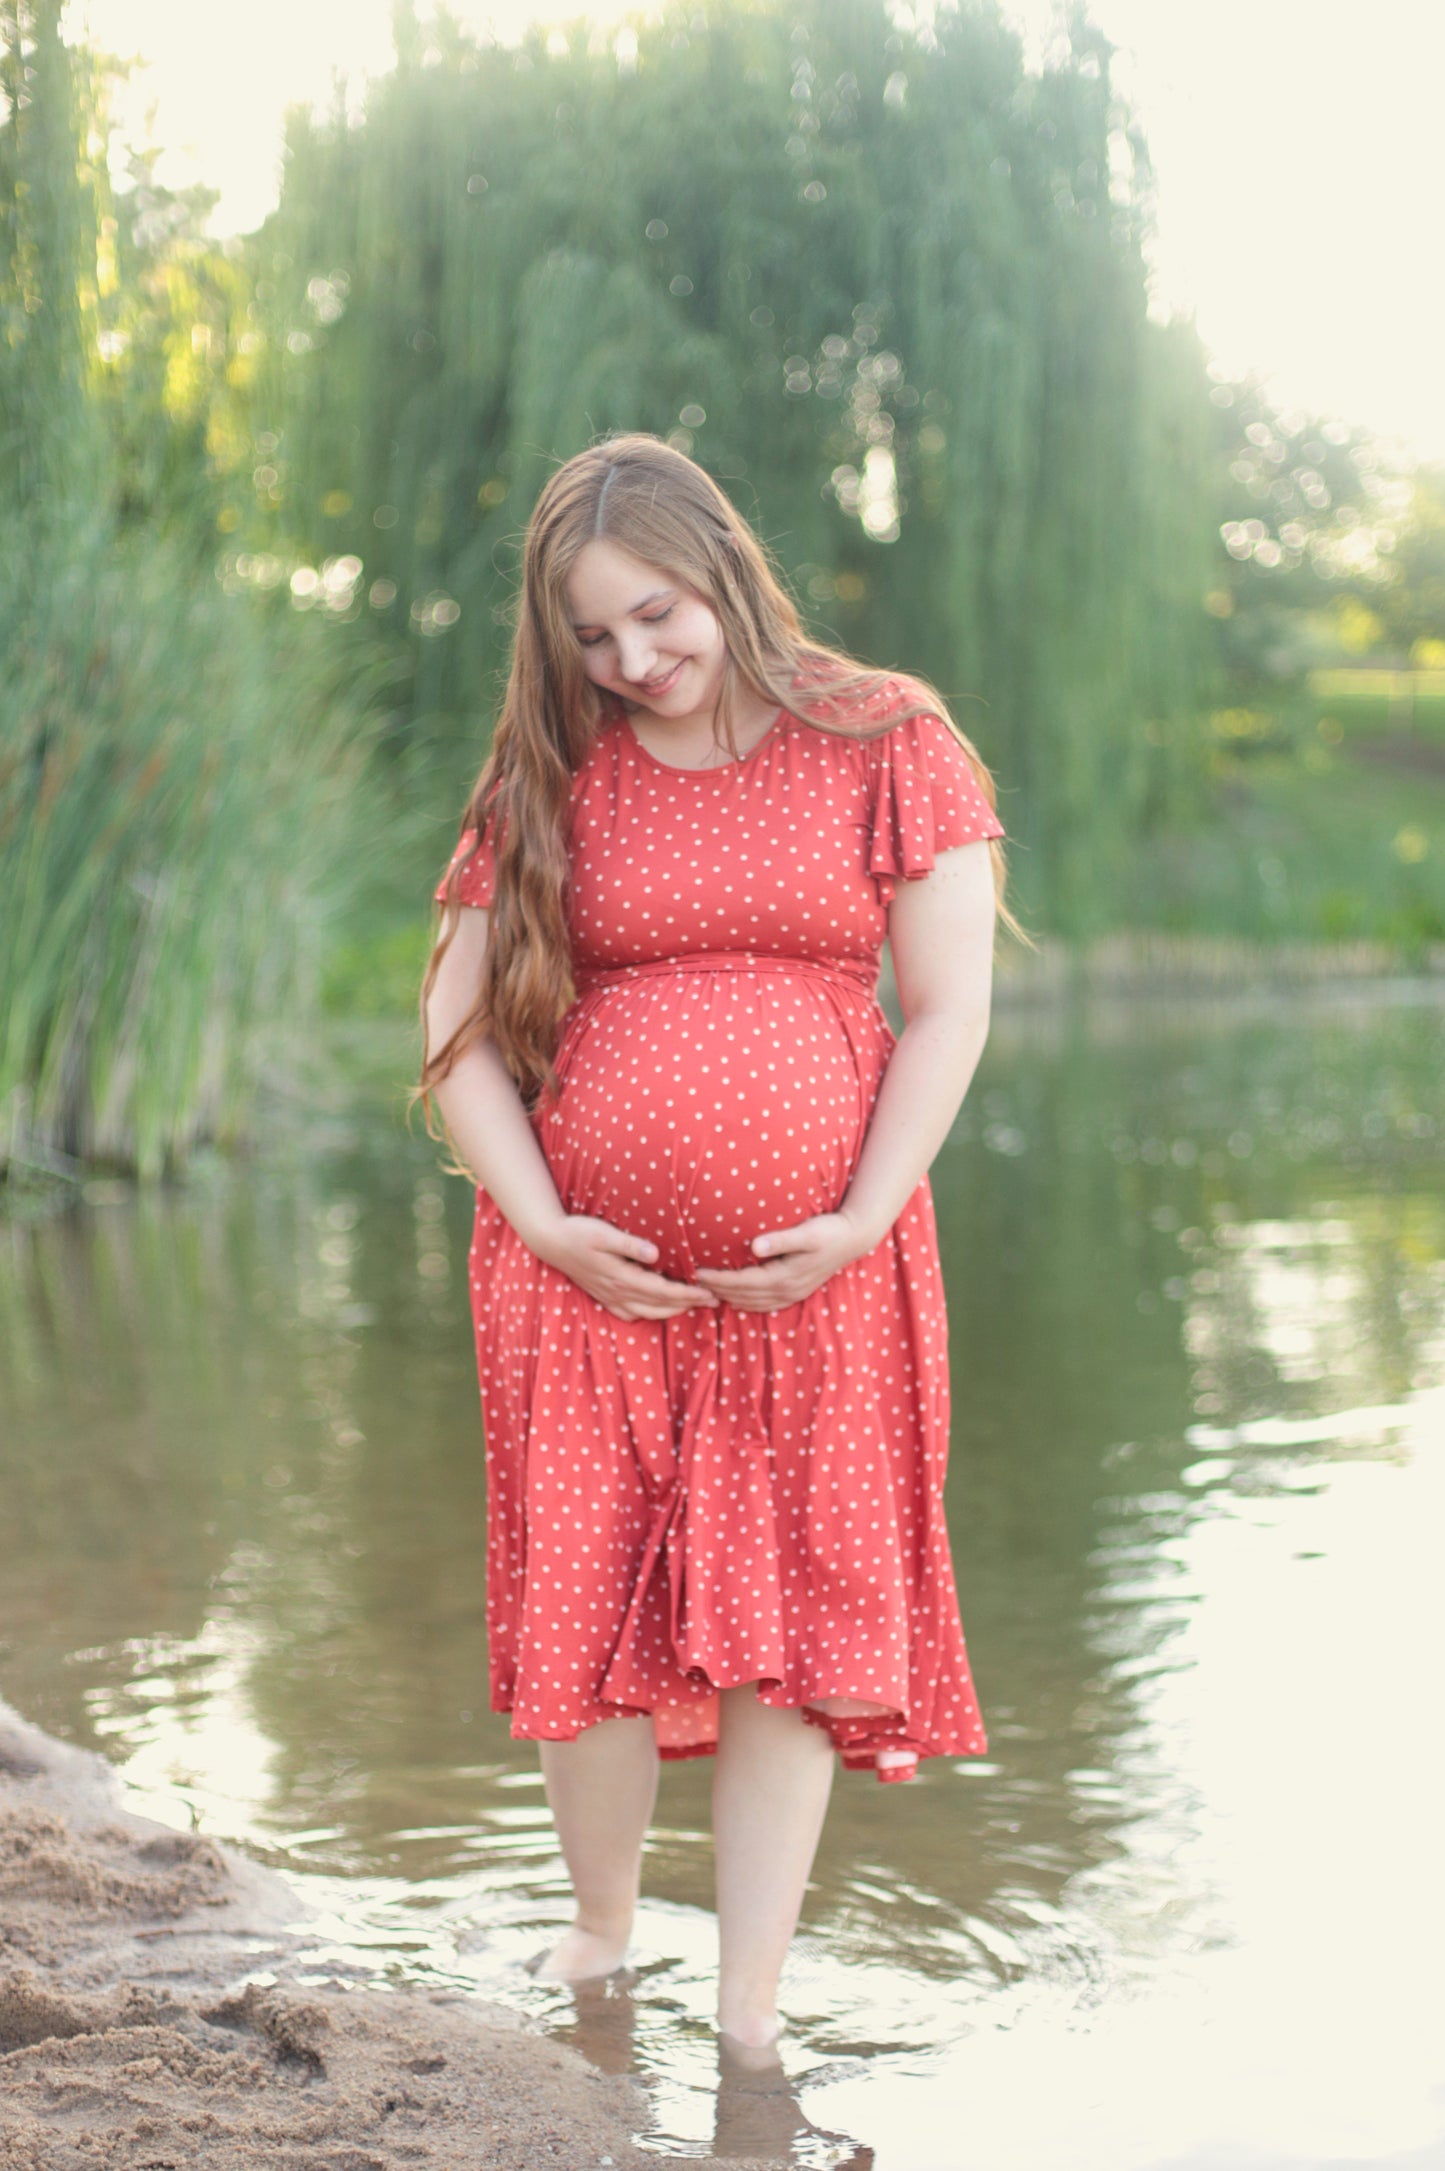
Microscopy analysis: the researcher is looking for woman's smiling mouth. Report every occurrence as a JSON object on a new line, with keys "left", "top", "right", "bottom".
{"left": 632, "top": 659, "right": 686, "bottom": 696}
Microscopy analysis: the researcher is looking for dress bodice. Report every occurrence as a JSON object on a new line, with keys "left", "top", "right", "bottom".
{"left": 435, "top": 689, "right": 1006, "bottom": 992}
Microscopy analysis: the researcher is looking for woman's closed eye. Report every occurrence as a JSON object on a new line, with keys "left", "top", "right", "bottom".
{"left": 578, "top": 606, "right": 674, "bottom": 649}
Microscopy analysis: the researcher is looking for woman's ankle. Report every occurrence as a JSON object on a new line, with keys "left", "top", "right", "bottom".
{"left": 533, "top": 1915, "right": 633, "bottom": 1982}
{"left": 717, "top": 1994, "right": 782, "bottom": 2051}
{"left": 574, "top": 1905, "right": 634, "bottom": 1943}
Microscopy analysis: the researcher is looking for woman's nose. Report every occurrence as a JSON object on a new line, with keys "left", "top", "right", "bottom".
{"left": 615, "top": 629, "right": 660, "bottom": 682}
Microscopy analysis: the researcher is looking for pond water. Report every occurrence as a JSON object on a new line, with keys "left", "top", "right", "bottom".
{"left": 2, "top": 985, "right": 1442, "bottom": 2170}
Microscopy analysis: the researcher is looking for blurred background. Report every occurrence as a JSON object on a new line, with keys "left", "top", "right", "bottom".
{"left": 3, "top": 0, "right": 1442, "bottom": 1178}
{"left": 2, "top": 10, "right": 1443, "bottom": 2165}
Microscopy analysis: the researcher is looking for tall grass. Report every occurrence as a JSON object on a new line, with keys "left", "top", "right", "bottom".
{"left": 1, "top": 6, "right": 392, "bottom": 1181}
{"left": 0, "top": 519, "right": 379, "bottom": 1179}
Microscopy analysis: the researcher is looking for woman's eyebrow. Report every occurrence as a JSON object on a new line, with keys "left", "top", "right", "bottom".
{"left": 570, "top": 587, "right": 673, "bottom": 627}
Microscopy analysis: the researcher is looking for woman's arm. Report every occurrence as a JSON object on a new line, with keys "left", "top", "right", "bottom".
{"left": 424, "top": 904, "right": 718, "bottom": 1321}
{"left": 835, "top": 837, "right": 996, "bottom": 1249}
{"left": 692, "top": 841, "right": 996, "bottom": 1310}
{"left": 425, "top": 904, "right": 575, "bottom": 1252}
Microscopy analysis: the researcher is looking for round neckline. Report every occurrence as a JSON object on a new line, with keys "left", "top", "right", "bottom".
{"left": 619, "top": 705, "right": 788, "bottom": 776}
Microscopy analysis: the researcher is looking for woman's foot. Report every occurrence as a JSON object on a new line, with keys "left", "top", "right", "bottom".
{"left": 531, "top": 1920, "right": 631, "bottom": 1982}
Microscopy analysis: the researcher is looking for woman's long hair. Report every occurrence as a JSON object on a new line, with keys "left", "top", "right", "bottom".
{"left": 417, "top": 431, "right": 1029, "bottom": 1131}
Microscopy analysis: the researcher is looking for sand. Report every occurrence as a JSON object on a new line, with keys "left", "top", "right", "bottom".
{"left": 0, "top": 1700, "right": 794, "bottom": 2171}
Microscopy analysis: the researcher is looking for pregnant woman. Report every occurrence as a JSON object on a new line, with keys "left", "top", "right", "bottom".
{"left": 419, "top": 432, "right": 1019, "bottom": 2051}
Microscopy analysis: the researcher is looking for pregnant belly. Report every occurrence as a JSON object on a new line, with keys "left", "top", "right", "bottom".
{"left": 538, "top": 964, "right": 888, "bottom": 1281}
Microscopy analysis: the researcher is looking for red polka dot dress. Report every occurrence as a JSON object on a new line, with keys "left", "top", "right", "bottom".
{"left": 435, "top": 684, "right": 1005, "bottom": 1782}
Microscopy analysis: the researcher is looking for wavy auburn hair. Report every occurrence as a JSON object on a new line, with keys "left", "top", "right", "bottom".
{"left": 418, "top": 430, "right": 1026, "bottom": 1132}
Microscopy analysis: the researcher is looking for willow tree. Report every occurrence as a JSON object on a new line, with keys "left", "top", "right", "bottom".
{"left": 245, "top": 0, "right": 1217, "bottom": 930}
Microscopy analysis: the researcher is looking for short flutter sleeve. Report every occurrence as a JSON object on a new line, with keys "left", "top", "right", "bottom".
{"left": 433, "top": 807, "right": 499, "bottom": 910}
{"left": 866, "top": 710, "right": 1006, "bottom": 906}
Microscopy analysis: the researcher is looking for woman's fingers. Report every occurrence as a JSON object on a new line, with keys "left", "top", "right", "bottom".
{"left": 592, "top": 1223, "right": 660, "bottom": 1266}
{"left": 597, "top": 1266, "right": 719, "bottom": 1319}
{"left": 694, "top": 1257, "right": 835, "bottom": 1312}
{"left": 570, "top": 1219, "right": 854, "bottom": 1317}
{"left": 606, "top": 1291, "right": 714, "bottom": 1321}
{"left": 748, "top": 1229, "right": 803, "bottom": 1260}
{"left": 567, "top": 1221, "right": 707, "bottom": 1311}
{"left": 692, "top": 1262, "right": 786, "bottom": 1297}
{"left": 606, "top": 1274, "right": 824, "bottom": 1319}
{"left": 748, "top": 1218, "right": 823, "bottom": 1259}
{"left": 619, "top": 1268, "right": 717, "bottom": 1309}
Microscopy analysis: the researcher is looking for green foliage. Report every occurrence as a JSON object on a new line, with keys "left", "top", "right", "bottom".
{"left": 320, "top": 916, "right": 437, "bottom": 1025}
{"left": 0, "top": 1, "right": 104, "bottom": 507}
{"left": 0, "top": 519, "right": 381, "bottom": 1178}
{"left": 0, "top": 5, "right": 386, "bottom": 1180}
{"left": 1208, "top": 380, "right": 1445, "bottom": 691}
{"left": 1305, "top": 673, "right": 1445, "bottom": 742}
{"left": 1122, "top": 740, "right": 1445, "bottom": 955}
{"left": 1376, "top": 471, "right": 1445, "bottom": 657}
{"left": 89, "top": 151, "right": 255, "bottom": 547}
{"left": 238, "top": 0, "right": 1220, "bottom": 931}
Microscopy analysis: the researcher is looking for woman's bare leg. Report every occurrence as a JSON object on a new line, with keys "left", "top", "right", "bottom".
{"left": 535, "top": 1714, "right": 660, "bottom": 1981}
{"left": 712, "top": 1684, "right": 836, "bottom": 2047}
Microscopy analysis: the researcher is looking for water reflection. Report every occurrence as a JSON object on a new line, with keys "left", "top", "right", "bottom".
{"left": 1, "top": 990, "right": 1442, "bottom": 2167}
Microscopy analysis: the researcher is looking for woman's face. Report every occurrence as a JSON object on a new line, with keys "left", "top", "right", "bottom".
{"left": 564, "top": 537, "right": 728, "bottom": 722}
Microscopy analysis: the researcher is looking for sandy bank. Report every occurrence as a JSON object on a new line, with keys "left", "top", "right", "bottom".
{"left": 0, "top": 1700, "right": 792, "bottom": 2170}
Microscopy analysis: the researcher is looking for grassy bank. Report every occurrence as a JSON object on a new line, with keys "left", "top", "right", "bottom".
{"left": 1121, "top": 735, "right": 1444, "bottom": 955}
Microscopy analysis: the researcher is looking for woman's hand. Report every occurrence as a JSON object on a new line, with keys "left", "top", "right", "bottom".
{"left": 691, "top": 1211, "right": 873, "bottom": 1314}
{"left": 531, "top": 1214, "right": 720, "bottom": 1322}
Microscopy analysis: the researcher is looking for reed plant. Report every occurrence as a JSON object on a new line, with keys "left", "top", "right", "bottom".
{"left": 2, "top": 4, "right": 390, "bottom": 1181}
{"left": 0, "top": 516, "right": 378, "bottom": 1179}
